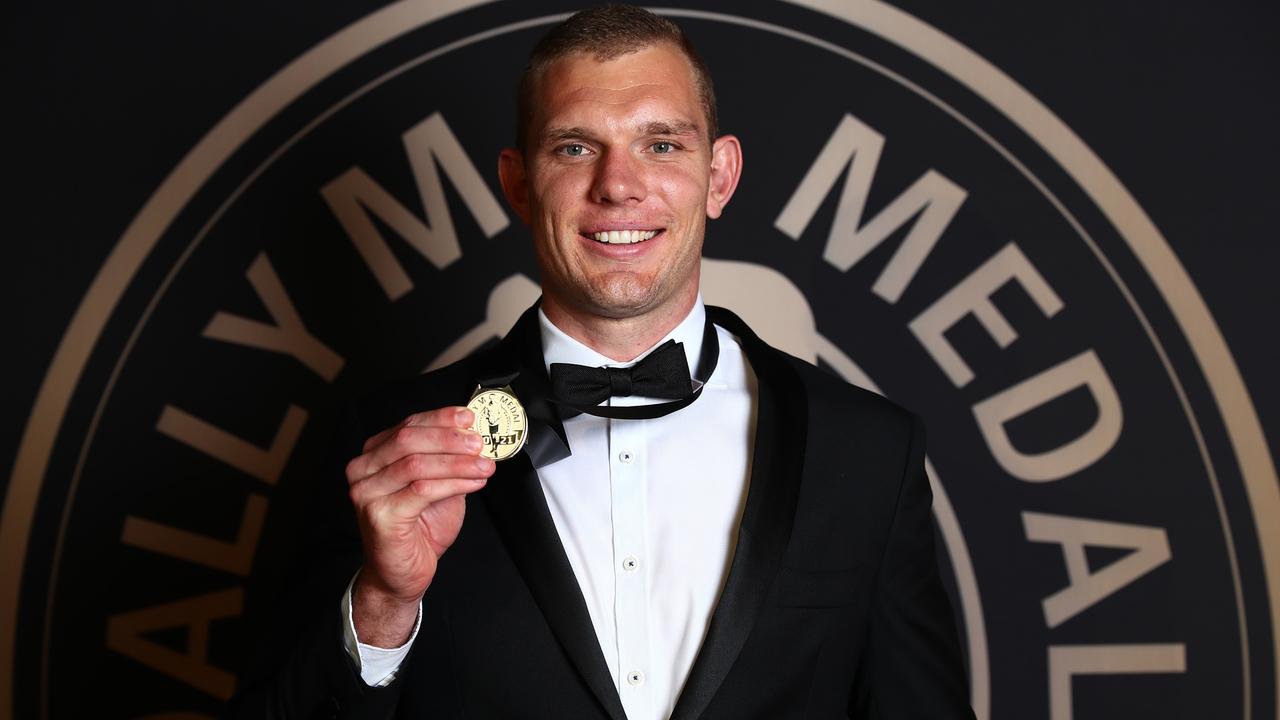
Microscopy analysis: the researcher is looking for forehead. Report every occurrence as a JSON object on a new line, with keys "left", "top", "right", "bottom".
{"left": 532, "top": 43, "right": 702, "bottom": 133}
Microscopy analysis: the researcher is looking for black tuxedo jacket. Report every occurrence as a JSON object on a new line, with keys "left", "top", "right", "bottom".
{"left": 231, "top": 304, "right": 974, "bottom": 720}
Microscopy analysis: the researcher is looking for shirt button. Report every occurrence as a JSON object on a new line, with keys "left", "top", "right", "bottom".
{"left": 627, "top": 670, "right": 645, "bottom": 686}
{"left": 622, "top": 556, "right": 639, "bottom": 572}
{"left": 619, "top": 450, "right": 634, "bottom": 463}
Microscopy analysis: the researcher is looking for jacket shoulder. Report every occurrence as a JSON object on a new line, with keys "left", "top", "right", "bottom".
{"left": 771, "top": 347, "right": 919, "bottom": 437}
{"left": 711, "top": 304, "right": 917, "bottom": 436}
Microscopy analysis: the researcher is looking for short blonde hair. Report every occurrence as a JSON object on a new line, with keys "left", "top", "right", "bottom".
{"left": 515, "top": 4, "right": 718, "bottom": 152}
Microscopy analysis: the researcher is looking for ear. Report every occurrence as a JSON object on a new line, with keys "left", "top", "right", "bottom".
{"left": 705, "top": 134, "right": 743, "bottom": 220}
{"left": 498, "top": 148, "right": 532, "bottom": 224}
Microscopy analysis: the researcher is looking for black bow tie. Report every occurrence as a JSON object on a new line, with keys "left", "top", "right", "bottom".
{"left": 548, "top": 318, "right": 719, "bottom": 420}
{"left": 552, "top": 338, "right": 691, "bottom": 401}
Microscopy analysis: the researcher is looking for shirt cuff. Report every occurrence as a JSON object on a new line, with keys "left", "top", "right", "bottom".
{"left": 340, "top": 570, "right": 422, "bottom": 687}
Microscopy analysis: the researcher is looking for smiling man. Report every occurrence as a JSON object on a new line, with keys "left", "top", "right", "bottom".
{"left": 497, "top": 34, "right": 739, "bottom": 361}
{"left": 232, "top": 6, "right": 974, "bottom": 719}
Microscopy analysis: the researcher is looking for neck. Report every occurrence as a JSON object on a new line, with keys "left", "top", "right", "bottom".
{"left": 540, "top": 287, "right": 698, "bottom": 362}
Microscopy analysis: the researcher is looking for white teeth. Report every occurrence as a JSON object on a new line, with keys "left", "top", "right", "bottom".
{"left": 591, "top": 229, "right": 659, "bottom": 244}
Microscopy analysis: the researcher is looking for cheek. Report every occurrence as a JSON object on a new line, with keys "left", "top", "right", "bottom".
{"left": 654, "top": 167, "right": 707, "bottom": 215}
{"left": 534, "top": 166, "right": 589, "bottom": 204}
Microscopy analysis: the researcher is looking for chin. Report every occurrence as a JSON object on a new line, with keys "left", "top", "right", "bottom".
{"left": 581, "top": 276, "right": 664, "bottom": 318}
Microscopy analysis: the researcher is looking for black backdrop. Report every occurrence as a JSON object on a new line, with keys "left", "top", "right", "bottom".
{"left": 3, "top": 2, "right": 1278, "bottom": 719}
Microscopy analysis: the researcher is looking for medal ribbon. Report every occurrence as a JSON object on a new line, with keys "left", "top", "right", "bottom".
{"left": 548, "top": 314, "right": 719, "bottom": 420}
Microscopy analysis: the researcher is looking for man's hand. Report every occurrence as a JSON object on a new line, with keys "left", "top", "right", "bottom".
{"left": 345, "top": 407, "right": 495, "bottom": 647}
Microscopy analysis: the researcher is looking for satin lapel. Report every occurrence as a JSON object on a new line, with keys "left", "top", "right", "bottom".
{"left": 482, "top": 454, "right": 627, "bottom": 720}
{"left": 476, "top": 302, "right": 625, "bottom": 720}
{"left": 669, "top": 306, "right": 808, "bottom": 720}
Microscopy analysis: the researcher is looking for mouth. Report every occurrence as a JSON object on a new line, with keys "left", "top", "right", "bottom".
{"left": 582, "top": 228, "right": 663, "bottom": 244}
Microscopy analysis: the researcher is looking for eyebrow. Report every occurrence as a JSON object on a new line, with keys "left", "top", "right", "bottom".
{"left": 638, "top": 120, "right": 701, "bottom": 137}
{"left": 542, "top": 126, "right": 594, "bottom": 144}
{"left": 539, "top": 120, "right": 703, "bottom": 147}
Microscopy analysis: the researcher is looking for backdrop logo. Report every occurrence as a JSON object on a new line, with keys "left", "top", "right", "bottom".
{"left": 5, "top": 3, "right": 1275, "bottom": 720}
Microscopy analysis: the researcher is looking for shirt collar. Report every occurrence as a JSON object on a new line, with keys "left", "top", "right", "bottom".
{"left": 538, "top": 295, "right": 707, "bottom": 376}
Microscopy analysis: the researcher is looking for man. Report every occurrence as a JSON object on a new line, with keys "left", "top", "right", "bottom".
{"left": 233, "top": 6, "right": 974, "bottom": 719}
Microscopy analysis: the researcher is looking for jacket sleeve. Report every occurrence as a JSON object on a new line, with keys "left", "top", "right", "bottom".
{"left": 225, "top": 603, "right": 408, "bottom": 720}
{"left": 224, "top": 404, "right": 412, "bottom": 720}
{"left": 849, "top": 415, "right": 977, "bottom": 719}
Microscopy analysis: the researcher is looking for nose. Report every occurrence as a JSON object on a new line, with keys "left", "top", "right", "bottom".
{"left": 590, "top": 148, "right": 646, "bottom": 205}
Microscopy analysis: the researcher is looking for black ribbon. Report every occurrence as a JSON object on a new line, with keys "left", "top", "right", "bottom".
{"left": 547, "top": 315, "right": 719, "bottom": 420}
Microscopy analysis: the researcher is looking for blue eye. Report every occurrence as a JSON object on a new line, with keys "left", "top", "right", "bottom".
{"left": 652, "top": 141, "right": 673, "bottom": 154}
{"left": 562, "top": 143, "right": 586, "bottom": 156}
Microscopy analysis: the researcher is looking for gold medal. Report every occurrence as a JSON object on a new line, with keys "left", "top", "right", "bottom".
{"left": 466, "top": 385, "right": 528, "bottom": 461}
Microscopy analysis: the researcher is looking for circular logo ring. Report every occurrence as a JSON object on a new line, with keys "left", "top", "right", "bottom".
{"left": 5, "top": 6, "right": 1276, "bottom": 720}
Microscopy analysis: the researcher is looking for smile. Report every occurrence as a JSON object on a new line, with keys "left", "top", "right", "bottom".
{"left": 589, "top": 229, "right": 661, "bottom": 244}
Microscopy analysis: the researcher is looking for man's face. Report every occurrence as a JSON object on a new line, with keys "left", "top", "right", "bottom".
{"left": 500, "top": 43, "right": 741, "bottom": 322}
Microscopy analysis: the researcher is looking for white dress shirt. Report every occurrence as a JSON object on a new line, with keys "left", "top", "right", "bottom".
{"left": 345, "top": 297, "right": 757, "bottom": 720}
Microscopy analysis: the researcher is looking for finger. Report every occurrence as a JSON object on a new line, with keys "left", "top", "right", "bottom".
{"left": 373, "top": 475, "right": 490, "bottom": 523}
{"left": 348, "top": 425, "right": 483, "bottom": 482}
{"left": 350, "top": 452, "right": 495, "bottom": 503}
{"left": 361, "top": 407, "right": 474, "bottom": 453}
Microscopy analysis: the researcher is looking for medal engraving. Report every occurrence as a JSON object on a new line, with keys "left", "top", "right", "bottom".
{"left": 467, "top": 385, "right": 528, "bottom": 461}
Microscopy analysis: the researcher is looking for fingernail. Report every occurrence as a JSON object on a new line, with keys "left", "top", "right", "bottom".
{"left": 456, "top": 408, "right": 474, "bottom": 426}
{"left": 464, "top": 432, "right": 483, "bottom": 452}
{"left": 476, "top": 457, "right": 495, "bottom": 472}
